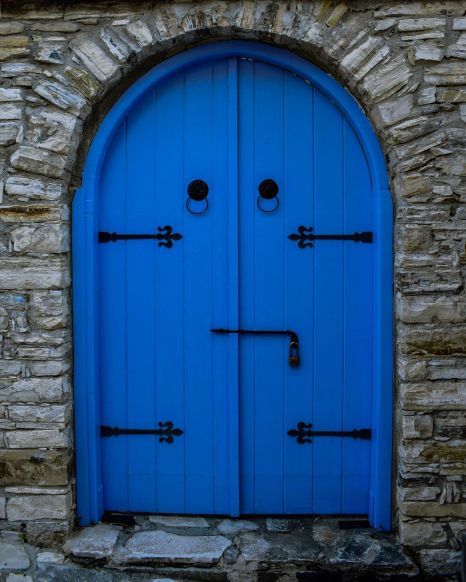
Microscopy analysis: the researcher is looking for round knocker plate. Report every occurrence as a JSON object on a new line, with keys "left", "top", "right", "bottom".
{"left": 258, "top": 179, "right": 279, "bottom": 200}
{"left": 187, "top": 179, "right": 209, "bottom": 215}
{"left": 257, "top": 178, "right": 280, "bottom": 213}
{"left": 188, "top": 179, "right": 209, "bottom": 201}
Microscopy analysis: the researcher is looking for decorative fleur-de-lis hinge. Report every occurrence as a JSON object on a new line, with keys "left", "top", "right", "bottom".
{"left": 98, "top": 225, "right": 182, "bottom": 248}
{"left": 288, "top": 226, "right": 373, "bottom": 248}
{"left": 100, "top": 421, "right": 183, "bottom": 444}
{"left": 287, "top": 422, "right": 371, "bottom": 444}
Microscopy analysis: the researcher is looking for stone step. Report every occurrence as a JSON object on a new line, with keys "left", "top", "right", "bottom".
{"left": 1, "top": 517, "right": 422, "bottom": 581}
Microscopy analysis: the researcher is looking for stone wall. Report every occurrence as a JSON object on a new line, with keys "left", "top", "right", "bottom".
{"left": 0, "top": 0, "right": 464, "bottom": 576}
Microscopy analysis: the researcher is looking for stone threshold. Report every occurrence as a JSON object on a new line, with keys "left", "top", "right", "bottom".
{"left": 1, "top": 515, "right": 422, "bottom": 581}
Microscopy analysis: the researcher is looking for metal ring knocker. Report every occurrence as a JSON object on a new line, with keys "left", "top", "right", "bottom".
{"left": 257, "top": 179, "right": 280, "bottom": 213}
{"left": 187, "top": 179, "right": 209, "bottom": 215}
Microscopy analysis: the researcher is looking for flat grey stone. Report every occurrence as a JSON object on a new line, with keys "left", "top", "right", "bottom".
{"left": 238, "top": 532, "right": 321, "bottom": 564}
{"left": 266, "top": 518, "right": 290, "bottom": 532}
{"left": 6, "top": 575, "right": 33, "bottom": 582}
{"left": 113, "top": 530, "right": 230, "bottom": 566}
{"left": 37, "top": 550, "right": 65, "bottom": 564}
{"left": 148, "top": 515, "right": 209, "bottom": 528}
{"left": 0, "top": 543, "right": 30, "bottom": 570}
{"left": 218, "top": 519, "right": 259, "bottom": 536}
{"left": 63, "top": 524, "right": 120, "bottom": 560}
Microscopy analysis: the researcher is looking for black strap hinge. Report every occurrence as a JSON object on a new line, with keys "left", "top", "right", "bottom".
{"left": 98, "top": 225, "right": 182, "bottom": 248}
{"left": 288, "top": 422, "right": 371, "bottom": 444}
{"left": 101, "top": 421, "right": 183, "bottom": 443}
{"left": 289, "top": 226, "right": 373, "bottom": 248}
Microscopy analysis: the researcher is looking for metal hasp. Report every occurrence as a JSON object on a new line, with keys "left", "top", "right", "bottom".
{"left": 98, "top": 226, "right": 182, "bottom": 248}
{"left": 100, "top": 421, "right": 183, "bottom": 443}
{"left": 288, "top": 422, "right": 371, "bottom": 444}
{"left": 288, "top": 226, "right": 373, "bottom": 248}
{"left": 211, "top": 328, "right": 300, "bottom": 367}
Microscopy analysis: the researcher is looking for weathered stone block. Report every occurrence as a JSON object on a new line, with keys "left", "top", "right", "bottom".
{"left": 400, "top": 382, "right": 466, "bottom": 411}
{"left": 0, "top": 104, "right": 21, "bottom": 120}
{"left": 0, "top": 543, "right": 29, "bottom": 570}
{"left": 34, "top": 39, "right": 65, "bottom": 65}
{"left": 70, "top": 36, "right": 120, "bottom": 82}
{"left": 425, "top": 62, "right": 466, "bottom": 85}
{"left": 6, "top": 492, "right": 71, "bottom": 521}
{"left": 0, "top": 376, "right": 69, "bottom": 403}
{"left": 0, "top": 496, "right": 5, "bottom": 518}
{"left": 0, "top": 449, "right": 70, "bottom": 486}
{"left": 400, "top": 502, "right": 466, "bottom": 518}
{"left": 63, "top": 524, "right": 121, "bottom": 559}
{"left": 126, "top": 20, "right": 153, "bottom": 47}
{"left": 398, "top": 18, "right": 446, "bottom": 31}
{"left": 8, "top": 404, "right": 69, "bottom": 423}
{"left": 400, "top": 327, "right": 466, "bottom": 356}
{"left": 10, "top": 146, "right": 67, "bottom": 179}
{"left": 5, "top": 174, "right": 63, "bottom": 201}
{"left": 362, "top": 54, "right": 413, "bottom": 102}
{"left": 0, "top": 36, "right": 29, "bottom": 61}
{"left": 27, "top": 109, "right": 78, "bottom": 154}
{"left": 25, "top": 520, "right": 70, "bottom": 546}
{"left": 0, "top": 87, "right": 22, "bottom": 101}
{"left": 434, "top": 413, "right": 466, "bottom": 439}
{"left": 11, "top": 224, "right": 70, "bottom": 253}
{"left": 0, "top": 204, "right": 68, "bottom": 223}
{"left": 399, "top": 486, "right": 441, "bottom": 502}
{"left": 0, "top": 121, "right": 20, "bottom": 146}
{"left": 63, "top": 65, "right": 101, "bottom": 99}
{"left": 398, "top": 519, "right": 447, "bottom": 547}
{"left": 0, "top": 257, "right": 69, "bottom": 290}
{"left": 417, "top": 549, "right": 462, "bottom": 577}
{"left": 402, "top": 415, "right": 433, "bottom": 439}
{"left": 437, "top": 87, "right": 466, "bottom": 103}
{"left": 113, "top": 530, "right": 231, "bottom": 566}
{"left": 4, "top": 428, "right": 68, "bottom": 448}
{"left": 34, "top": 80, "right": 87, "bottom": 114}
{"left": 398, "top": 295, "right": 466, "bottom": 324}
{"left": 29, "top": 290, "right": 69, "bottom": 330}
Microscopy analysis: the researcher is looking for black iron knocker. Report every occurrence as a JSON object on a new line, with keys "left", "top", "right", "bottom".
{"left": 257, "top": 179, "right": 280, "bottom": 213}
{"left": 187, "top": 179, "right": 209, "bottom": 215}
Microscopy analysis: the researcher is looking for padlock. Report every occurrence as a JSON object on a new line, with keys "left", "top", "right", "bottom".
{"left": 289, "top": 340, "right": 300, "bottom": 367}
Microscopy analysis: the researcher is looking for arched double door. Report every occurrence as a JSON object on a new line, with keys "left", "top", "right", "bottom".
{"left": 74, "top": 43, "right": 392, "bottom": 525}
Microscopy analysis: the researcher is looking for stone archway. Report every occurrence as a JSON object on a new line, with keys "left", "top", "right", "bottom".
{"left": 1, "top": 2, "right": 464, "bottom": 574}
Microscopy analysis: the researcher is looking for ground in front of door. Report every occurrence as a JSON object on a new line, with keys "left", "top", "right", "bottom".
{"left": 0, "top": 516, "right": 434, "bottom": 581}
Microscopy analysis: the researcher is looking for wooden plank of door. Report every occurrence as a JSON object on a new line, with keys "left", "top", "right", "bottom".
{"left": 99, "top": 123, "right": 130, "bottom": 510}
{"left": 312, "top": 89, "right": 345, "bottom": 514}
{"left": 183, "top": 62, "right": 216, "bottom": 513}
{"left": 227, "top": 57, "right": 240, "bottom": 517}
{"left": 153, "top": 74, "right": 186, "bottom": 512}
{"left": 238, "top": 59, "right": 256, "bottom": 514}
{"left": 125, "top": 91, "right": 157, "bottom": 511}
{"left": 250, "top": 61, "right": 286, "bottom": 514}
{"left": 341, "top": 119, "right": 373, "bottom": 514}
{"left": 282, "top": 70, "right": 315, "bottom": 514}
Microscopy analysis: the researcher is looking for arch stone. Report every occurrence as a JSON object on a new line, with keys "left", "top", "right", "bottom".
{"left": 0, "top": 1, "right": 465, "bottom": 576}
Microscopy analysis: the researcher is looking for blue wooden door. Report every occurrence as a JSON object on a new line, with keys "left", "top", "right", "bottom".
{"left": 98, "top": 57, "right": 373, "bottom": 516}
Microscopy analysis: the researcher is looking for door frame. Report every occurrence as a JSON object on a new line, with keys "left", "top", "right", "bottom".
{"left": 73, "top": 40, "right": 393, "bottom": 529}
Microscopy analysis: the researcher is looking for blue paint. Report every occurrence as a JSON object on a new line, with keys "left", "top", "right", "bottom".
{"left": 73, "top": 41, "right": 393, "bottom": 528}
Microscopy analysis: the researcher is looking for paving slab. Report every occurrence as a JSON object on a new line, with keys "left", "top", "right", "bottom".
{"left": 217, "top": 519, "right": 259, "bottom": 536}
{"left": 265, "top": 518, "right": 290, "bottom": 533}
{"left": 238, "top": 531, "right": 322, "bottom": 564}
{"left": 63, "top": 524, "right": 121, "bottom": 560}
{"left": 37, "top": 551, "right": 65, "bottom": 564}
{"left": 148, "top": 516, "right": 210, "bottom": 528}
{"left": 113, "top": 530, "right": 231, "bottom": 566}
{"left": 0, "top": 543, "right": 30, "bottom": 570}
